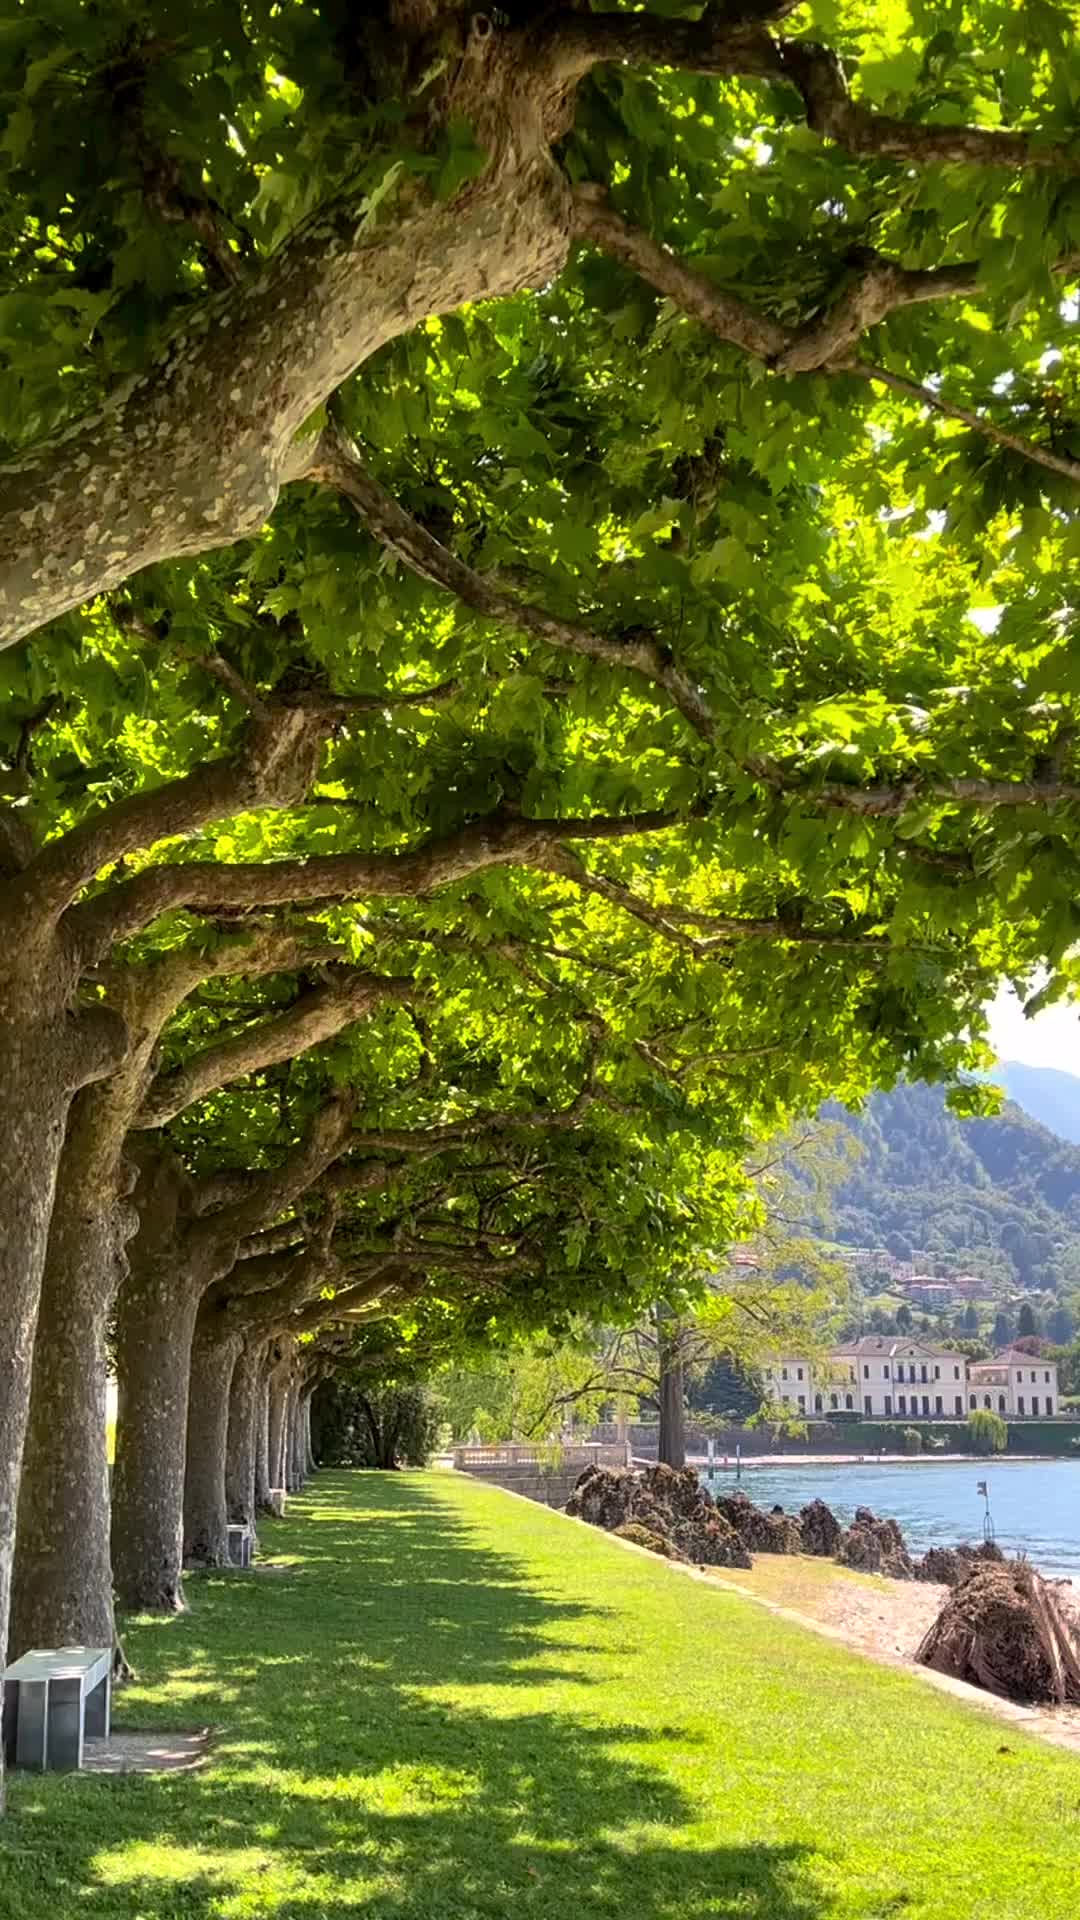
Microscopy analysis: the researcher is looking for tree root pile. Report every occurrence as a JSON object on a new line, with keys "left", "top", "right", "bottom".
{"left": 916, "top": 1560, "right": 1080, "bottom": 1704}
{"left": 916, "top": 1541, "right": 1004, "bottom": 1586}
{"left": 714, "top": 1491, "right": 803, "bottom": 1555}
{"left": 799, "top": 1498, "right": 844, "bottom": 1557}
{"left": 836, "top": 1506, "right": 916, "bottom": 1580}
{"left": 567, "top": 1470, "right": 1017, "bottom": 1594}
{"left": 566, "top": 1464, "right": 751, "bottom": 1567}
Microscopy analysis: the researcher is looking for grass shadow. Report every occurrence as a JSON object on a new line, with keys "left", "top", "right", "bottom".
{"left": 0, "top": 1472, "right": 827, "bottom": 1919}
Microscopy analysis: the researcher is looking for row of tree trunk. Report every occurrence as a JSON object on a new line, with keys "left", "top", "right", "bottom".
{"left": 8, "top": 1286, "right": 324, "bottom": 1670}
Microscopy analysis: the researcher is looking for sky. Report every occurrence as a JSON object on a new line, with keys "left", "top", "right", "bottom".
{"left": 987, "top": 981, "right": 1080, "bottom": 1074}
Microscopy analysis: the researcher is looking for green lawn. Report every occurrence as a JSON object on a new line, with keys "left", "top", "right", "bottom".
{"left": 2, "top": 1471, "right": 1076, "bottom": 1920}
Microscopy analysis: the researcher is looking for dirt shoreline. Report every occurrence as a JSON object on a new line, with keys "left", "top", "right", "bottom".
{"left": 708, "top": 1555, "right": 1080, "bottom": 1750}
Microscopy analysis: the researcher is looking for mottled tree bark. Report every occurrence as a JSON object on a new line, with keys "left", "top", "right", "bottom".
{"left": 111, "top": 1255, "right": 204, "bottom": 1614}
{"left": 8, "top": 1225, "right": 117, "bottom": 1663}
{"left": 0, "top": 960, "right": 125, "bottom": 1800}
{"left": 303, "top": 1391, "right": 316, "bottom": 1477}
{"left": 267, "top": 1352, "right": 294, "bottom": 1495}
{"left": 184, "top": 1323, "right": 242, "bottom": 1567}
{"left": 254, "top": 1360, "right": 272, "bottom": 1512}
{"left": 286, "top": 1393, "right": 306, "bottom": 1493}
{"left": 226, "top": 1342, "right": 263, "bottom": 1531}
{"left": 657, "top": 1350, "right": 687, "bottom": 1471}
{"left": 0, "top": 24, "right": 573, "bottom": 648}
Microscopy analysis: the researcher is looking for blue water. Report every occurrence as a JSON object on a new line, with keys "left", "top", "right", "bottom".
{"left": 701, "top": 1460, "right": 1080, "bottom": 1579}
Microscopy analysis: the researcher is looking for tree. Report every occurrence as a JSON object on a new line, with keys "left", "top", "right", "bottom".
{"left": 992, "top": 1312, "right": 1015, "bottom": 1351}
{"left": 963, "top": 1303, "right": 979, "bottom": 1334}
{"left": 968, "top": 1408, "right": 1008, "bottom": 1456}
{"left": 5, "top": 0, "right": 1080, "bottom": 1801}
{"left": 896, "top": 1303, "right": 914, "bottom": 1333}
{"left": 1017, "top": 1302, "right": 1041, "bottom": 1339}
{"left": 1048, "top": 1305, "right": 1076, "bottom": 1346}
{"left": 312, "top": 1379, "right": 442, "bottom": 1471}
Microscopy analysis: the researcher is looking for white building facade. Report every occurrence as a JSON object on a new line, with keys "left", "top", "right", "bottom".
{"left": 763, "top": 1338, "right": 1056, "bottom": 1420}
{"left": 968, "top": 1348, "right": 1058, "bottom": 1418}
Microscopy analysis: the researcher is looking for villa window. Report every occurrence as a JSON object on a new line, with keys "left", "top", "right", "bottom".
{"left": 934, "top": 1366, "right": 940, "bottom": 1380}
{"left": 935, "top": 1396, "right": 943, "bottom": 1415}
{"left": 953, "top": 1366, "right": 960, "bottom": 1380}
{"left": 969, "top": 1394, "right": 976, "bottom": 1411}
{"left": 883, "top": 1364, "right": 890, "bottom": 1378}
{"left": 864, "top": 1396, "right": 872, "bottom": 1415}
{"left": 845, "top": 1394, "right": 853, "bottom": 1411}
{"left": 922, "top": 1396, "right": 930, "bottom": 1416}
{"left": 983, "top": 1394, "right": 991, "bottom": 1410}
{"left": 1045, "top": 1371, "right": 1051, "bottom": 1384}
{"left": 884, "top": 1396, "right": 892, "bottom": 1416}
{"left": 1031, "top": 1370, "right": 1037, "bottom": 1383}
{"left": 921, "top": 1364, "right": 928, "bottom": 1383}
{"left": 797, "top": 1367, "right": 803, "bottom": 1381}
{"left": 1018, "top": 1396, "right": 1025, "bottom": 1415}
{"left": 898, "top": 1395, "right": 906, "bottom": 1414}
{"left": 814, "top": 1395, "right": 823, "bottom": 1413}
{"left": 782, "top": 1367, "right": 788, "bottom": 1380}
{"left": 955, "top": 1396, "right": 963, "bottom": 1416}
{"left": 830, "top": 1393, "right": 838, "bottom": 1411}
{"left": 1047, "top": 1398, "right": 1055, "bottom": 1415}
{"left": 798, "top": 1396, "right": 806, "bottom": 1412}
{"left": 864, "top": 1365, "right": 870, "bottom": 1379}
{"left": 998, "top": 1395, "right": 1006, "bottom": 1414}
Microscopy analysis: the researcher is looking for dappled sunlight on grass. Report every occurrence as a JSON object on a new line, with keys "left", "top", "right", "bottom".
{"left": 2, "top": 1471, "right": 1079, "bottom": 1918}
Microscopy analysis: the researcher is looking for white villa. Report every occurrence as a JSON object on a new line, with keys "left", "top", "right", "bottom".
{"left": 967, "top": 1347, "right": 1059, "bottom": 1419}
{"left": 763, "top": 1337, "right": 1059, "bottom": 1421}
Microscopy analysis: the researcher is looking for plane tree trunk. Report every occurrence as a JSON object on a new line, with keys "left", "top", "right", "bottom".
{"left": 227, "top": 1341, "right": 266, "bottom": 1532}
{"left": 0, "top": 16, "right": 575, "bottom": 649}
{"left": 184, "top": 1326, "right": 244, "bottom": 1568}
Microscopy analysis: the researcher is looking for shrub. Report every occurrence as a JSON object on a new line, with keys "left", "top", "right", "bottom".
{"left": 313, "top": 1382, "right": 443, "bottom": 1468}
{"left": 968, "top": 1408, "right": 1008, "bottom": 1455}
{"left": 902, "top": 1427, "right": 923, "bottom": 1456}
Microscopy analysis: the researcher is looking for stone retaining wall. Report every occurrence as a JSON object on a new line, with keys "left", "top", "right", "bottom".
{"left": 454, "top": 1461, "right": 582, "bottom": 1508}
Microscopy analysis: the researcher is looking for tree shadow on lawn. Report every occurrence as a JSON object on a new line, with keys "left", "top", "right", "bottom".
{"left": 0, "top": 1473, "right": 828, "bottom": 1920}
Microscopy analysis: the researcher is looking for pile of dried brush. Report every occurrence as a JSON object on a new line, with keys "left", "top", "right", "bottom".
{"left": 917, "top": 1559, "right": 1080, "bottom": 1704}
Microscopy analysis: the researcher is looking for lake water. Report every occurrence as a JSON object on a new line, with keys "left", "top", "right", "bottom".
{"left": 701, "top": 1460, "right": 1080, "bottom": 1578}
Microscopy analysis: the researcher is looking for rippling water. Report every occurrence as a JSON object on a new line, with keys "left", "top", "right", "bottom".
{"left": 699, "top": 1460, "right": 1080, "bottom": 1578}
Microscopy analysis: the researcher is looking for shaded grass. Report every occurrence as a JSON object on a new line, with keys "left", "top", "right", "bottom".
{"left": 1, "top": 1469, "right": 1077, "bottom": 1919}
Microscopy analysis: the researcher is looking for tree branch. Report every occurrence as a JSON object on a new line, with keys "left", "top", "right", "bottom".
{"left": 777, "top": 40, "right": 1080, "bottom": 174}
{"left": 548, "top": 18, "right": 1080, "bottom": 174}
{"left": 23, "top": 705, "right": 330, "bottom": 924}
{"left": 192, "top": 1095, "right": 356, "bottom": 1250}
{"left": 848, "top": 362, "right": 1080, "bottom": 486}
{"left": 303, "top": 422, "right": 714, "bottom": 740}
{"left": 575, "top": 197, "right": 1080, "bottom": 485}
{"left": 69, "top": 805, "right": 690, "bottom": 959}
{"left": 137, "top": 968, "right": 417, "bottom": 1127}
{"left": 540, "top": 848, "right": 893, "bottom": 954}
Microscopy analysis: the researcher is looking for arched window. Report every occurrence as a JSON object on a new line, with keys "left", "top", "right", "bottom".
{"left": 814, "top": 1394, "right": 823, "bottom": 1414}
{"left": 983, "top": 1394, "right": 991, "bottom": 1409}
{"left": 968, "top": 1394, "right": 976, "bottom": 1410}
{"left": 998, "top": 1395, "right": 1006, "bottom": 1414}
{"left": 845, "top": 1394, "right": 853, "bottom": 1410}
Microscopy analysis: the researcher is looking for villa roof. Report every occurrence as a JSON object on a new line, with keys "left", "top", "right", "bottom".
{"left": 833, "top": 1336, "right": 956, "bottom": 1360}
{"left": 988, "top": 1347, "right": 1057, "bottom": 1367}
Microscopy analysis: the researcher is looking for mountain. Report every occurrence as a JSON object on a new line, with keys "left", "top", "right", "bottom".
{"left": 824, "top": 1082, "right": 1080, "bottom": 1293}
{"left": 992, "top": 1062, "right": 1080, "bottom": 1147}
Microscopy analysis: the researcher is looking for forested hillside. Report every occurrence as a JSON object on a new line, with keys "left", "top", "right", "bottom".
{"left": 827, "top": 1085, "right": 1080, "bottom": 1293}
{"left": 994, "top": 1064, "right": 1080, "bottom": 1148}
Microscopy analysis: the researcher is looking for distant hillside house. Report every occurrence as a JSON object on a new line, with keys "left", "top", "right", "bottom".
{"left": 968, "top": 1348, "right": 1058, "bottom": 1418}
{"left": 760, "top": 1336, "right": 1052, "bottom": 1421}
